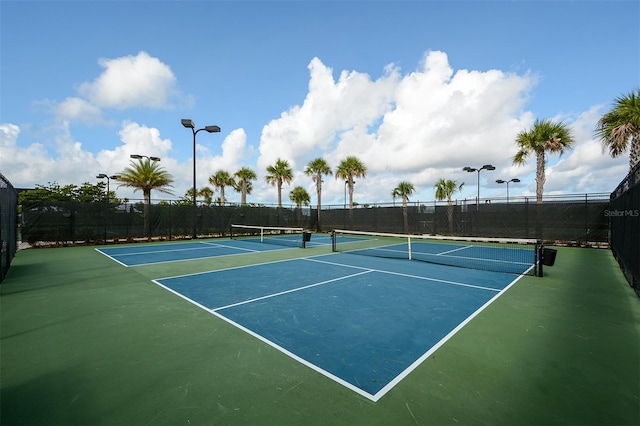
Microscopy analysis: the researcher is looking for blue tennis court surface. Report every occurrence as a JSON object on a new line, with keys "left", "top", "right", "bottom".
{"left": 154, "top": 252, "right": 523, "bottom": 401}
{"left": 96, "top": 239, "right": 303, "bottom": 266}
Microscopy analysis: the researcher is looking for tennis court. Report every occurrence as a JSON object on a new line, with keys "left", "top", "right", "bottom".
{"left": 154, "top": 252, "right": 523, "bottom": 401}
{"left": 1, "top": 233, "right": 638, "bottom": 425}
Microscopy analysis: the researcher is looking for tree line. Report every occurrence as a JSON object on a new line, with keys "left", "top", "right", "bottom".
{"left": 19, "top": 88, "right": 639, "bottom": 233}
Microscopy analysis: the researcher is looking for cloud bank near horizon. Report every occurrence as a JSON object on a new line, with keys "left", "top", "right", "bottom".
{"left": 0, "top": 50, "right": 627, "bottom": 205}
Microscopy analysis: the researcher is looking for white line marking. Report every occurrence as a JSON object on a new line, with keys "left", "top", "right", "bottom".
{"left": 370, "top": 273, "right": 527, "bottom": 401}
{"left": 303, "top": 257, "right": 500, "bottom": 292}
{"left": 212, "top": 270, "right": 373, "bottom": 311}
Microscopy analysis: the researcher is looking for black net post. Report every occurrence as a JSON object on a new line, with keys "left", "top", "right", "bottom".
{"left": 331, "top": 230, "right": 337, "bottom": 252}
{"left": 536, "top": 240, "right": 544, "bottom": 277}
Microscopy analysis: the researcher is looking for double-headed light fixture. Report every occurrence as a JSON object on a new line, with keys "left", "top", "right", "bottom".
{"left": 463, "top": 164, "right": 495, "bottom": 210}
{"left": 182, "top": 119, "right": 221, "bottom": 239}
{"left": 496, "top": 178, "right": 520, "bottom": 204}
{"left": 130, "top": 154, "right": 161, "bottom": 161}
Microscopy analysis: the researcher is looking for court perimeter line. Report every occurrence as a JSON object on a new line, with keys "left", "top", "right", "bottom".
{"left": 151, "top": 253, "right": 527, "bottom": 402}
{"left": 207, "top": 309, "right": 379, "bottom": 402}
{"left": 94, "top": 249, "right": 129, "bottom": 267}
{"left": 103, "top": 242, "right": 260, "bottom": 258}
{"left": 155, "top": 257, "right": 314, "bottom": 281}
{"left": 303, "top": 257, "right": 501, "bottom": 293}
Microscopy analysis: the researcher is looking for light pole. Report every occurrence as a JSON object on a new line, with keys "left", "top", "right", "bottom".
{"left": 96, "top": 174, "right": 119, "bottom": 243}
{"left": 496, "top": 178, "right": 520, "bottom": 205}
{"left": 463, "top": 164, "right": 495, "bottom": 210}
{"left": 181, "top": 119, "right": 221, "bottom": 239}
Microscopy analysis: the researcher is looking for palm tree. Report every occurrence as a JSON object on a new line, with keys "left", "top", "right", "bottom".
{"left": 209, "top": 170, "right": 235, "bottom": 206}
{"left": 290, "top": 186, "right": 310, "bottom": 227}
{"left": 513, "top": 118, "right": 575, "bottom": 204}
{"left": 115, "top": 158, "right": 174, "bottom": 237}
{"left": 289, "top": 186, "right": 311, "bottom": 208}
{"left": 335, "top": 156, "right": 367, "bottom": 209}
{"left": 234, "top": 166, "right": 257, "bottom": 205}
{"left": 304, "top": 158, "right": 332, "bottom": 230}
{"left": 595, "top": 88, "right": 640, "bottom": 171}
{"left": 199, "top": 186, "right": 214, "bottom": 206}
{"left": 434, "top": 178, "right": 464, "bottom": 234}
{"left": 392, "top": 181, "right": 415, "bottom": 233}
{"left": 265, "top": 158, "right": 294, "bottom": 208}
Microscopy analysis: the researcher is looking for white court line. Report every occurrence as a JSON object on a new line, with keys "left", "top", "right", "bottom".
{"left": 303, "top": 257, "right": 501, "bottom": 293}
{"left": 212, "top": 270, "right": 373, "bottom": 311}
{"left": 436, "top": 245, "right": 471, "bottom": 255}
{"left": 95, "top": 248, "right": 130, "bottom": 267}
{"left": 102, "top": 242, "right": 258, "bottom": 257}
{"left": 154, "top": 257, "right": 306, "bottom": 281}
{"left": 370, "top": 272, "right": 528, "bottom": 401}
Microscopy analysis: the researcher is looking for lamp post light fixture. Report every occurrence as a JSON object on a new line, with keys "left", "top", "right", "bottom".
{"left": 96, "top": 174, "right": 119, "bottom": 243}
{"left": 182, "top": 118, "right": 221, "bottom": 239}
{"left": 130, "top": 154, "right": 161, "bottom": 162}
{"left": 496, "top": 178, "right": 520, "bottom": 205}
{"left": 463, "top": 164, "right": 496, "bottom": 210}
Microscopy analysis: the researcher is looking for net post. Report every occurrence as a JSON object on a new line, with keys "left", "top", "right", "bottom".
{"left": 408, "top": 236, "right": 412, "bottom": 260}
{"left": 260, "top": 227, "right": 264, "bottom": 243}
{"left": 331, "top": 230, "right": 336, "bottom": 252}
{"left": 229, "top": 224, "right": 234, "bottom": 240}
{"left": 536, "top": 240, "right": 544, "bottom": 277}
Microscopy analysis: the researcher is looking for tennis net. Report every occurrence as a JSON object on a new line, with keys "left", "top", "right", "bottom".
{"left": 230, "top": 224, "right": 309, "bottom": 248}
{"left": 331, "top": 229, "right": 540, "bottom": 276}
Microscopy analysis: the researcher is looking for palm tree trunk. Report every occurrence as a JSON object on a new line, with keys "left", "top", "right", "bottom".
{"left": 402, "top": 199, "right": 409, "bottom": 233}
{"left": 446, "top": 195, "right": 454, "bottom": 234}
{"left": 348, "top": 179, "right": 354, "bottom": 209}
{"left": 630, "top": 135, "right": 640, "bottom": 170}
{"left": 536, "top": 150, "right": 546, "bottom": 204}
{"left": 241, "top": 181, "right": 247, "bottom": 205}
{"left": 143, "top": 191, "right": 151, "bottom": 238}
{"left": 277, "top": 180, "right": 282, "bottom": 208}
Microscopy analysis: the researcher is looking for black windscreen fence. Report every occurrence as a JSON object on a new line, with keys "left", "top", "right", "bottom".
{"left": 20, "top": 202, "right": 311, "bottom": 244}
{"left": 1, "top": 173, "right": 18, "bottom": 283}
{"left": 312, "top": 199, "right": 609, "bottom": 242}
{"left": 609, "top": 164, "right": 640, "bottom": 295}
{"left": 21, "top": 196, "right": 609, "bottom": 247}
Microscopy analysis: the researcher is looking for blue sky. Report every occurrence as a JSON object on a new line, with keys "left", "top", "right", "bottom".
{"left": 1, "top": 0, "right": 638, "bottom": 206}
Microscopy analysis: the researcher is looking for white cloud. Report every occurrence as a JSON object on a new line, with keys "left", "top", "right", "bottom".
{"left": 78, "top": 51, "right": 178, "bottom": 109}
{"left": 1, "top": 50, "right": 629, "bottom": 206}
{"left": 545, "top": 106, "right": 627, "bottom": 194}
{"left": 257, "top": 57, "right": 399, "bottom": 172}
{"left": 257, "top": 51, "right": 539, "bottom": 204}
{"left": 53, "top": 97, "right": 104, "bottom": 125}
{"left": 0, "top": 123, "right": 20, "bottom": 148}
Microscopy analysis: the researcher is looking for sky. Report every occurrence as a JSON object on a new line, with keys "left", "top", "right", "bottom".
{"left": 1, "top": 0, "right": 639, "bottom": 207}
